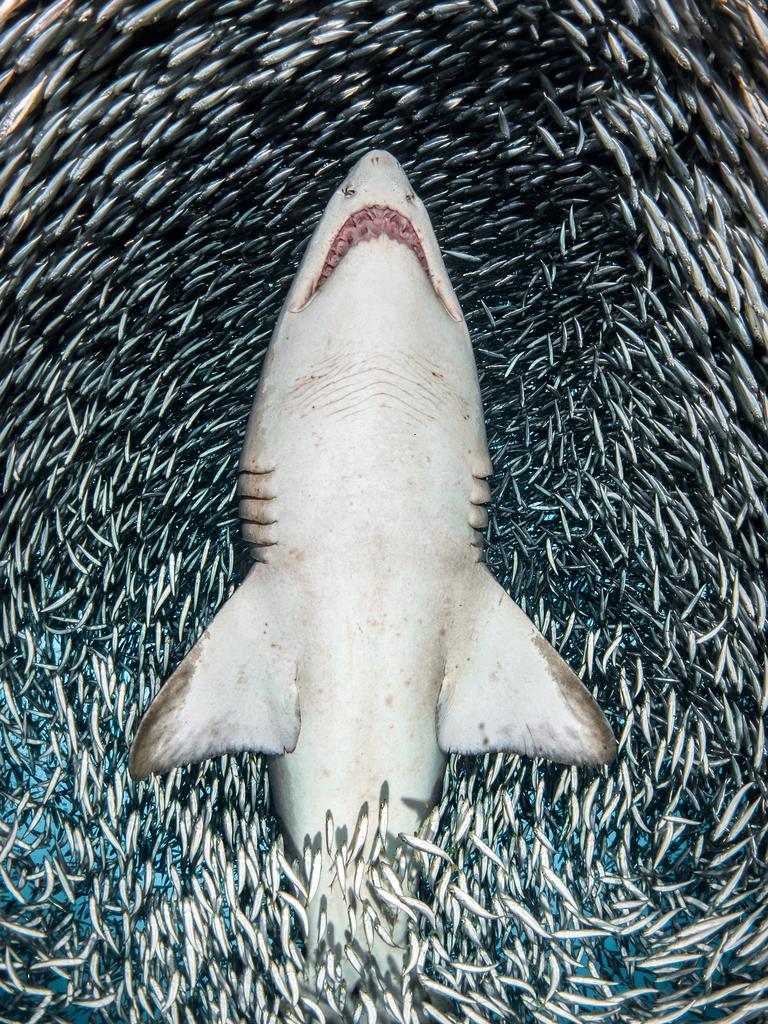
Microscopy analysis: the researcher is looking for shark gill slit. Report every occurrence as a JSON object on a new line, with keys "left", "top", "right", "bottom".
{"left": 469, "top": 472, "right": 490, "bottom": 560}
{"left": 238, "top": 469, "right": 278, "bottom": 561}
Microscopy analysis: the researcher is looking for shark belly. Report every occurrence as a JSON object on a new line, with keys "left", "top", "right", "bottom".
{"left": 267, "top": 581, "right": 448, "bottom": 859}
{"left": 249, "top": 248, "right": 482, "bottom": 857}
{"left": 236, "top": 247, "right": 484, "bottom": 976}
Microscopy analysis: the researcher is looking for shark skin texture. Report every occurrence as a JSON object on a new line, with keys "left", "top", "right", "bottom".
{"left": 129, "top": 150, "right": 616, "bottom": 1004}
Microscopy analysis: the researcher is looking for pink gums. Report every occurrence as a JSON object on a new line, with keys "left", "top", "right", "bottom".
{"left": 316, "top": 206, "right": 428, "bottom": 290}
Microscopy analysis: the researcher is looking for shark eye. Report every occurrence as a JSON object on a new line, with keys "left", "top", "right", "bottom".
{"left": 342, "top": 184, "right": 356, "bottom": 196}
{"left": 405, "top": 192, "right": 414, "bottom": 202}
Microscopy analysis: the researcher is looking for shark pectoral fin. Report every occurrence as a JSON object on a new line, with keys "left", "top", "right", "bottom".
{"left": 437, "top": 568, "right": 617, "bottom": 765}
{"left": 128, "top": 568, "right": 300, "bottom": 780}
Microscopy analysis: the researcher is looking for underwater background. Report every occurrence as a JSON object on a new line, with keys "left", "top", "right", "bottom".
{"left": 1, "top": 0, "right": 768, "bottom": 1021}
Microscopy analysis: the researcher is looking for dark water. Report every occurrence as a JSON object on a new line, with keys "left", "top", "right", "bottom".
{"left": 1, "top": 0, "right": 767, "bottom": 1021}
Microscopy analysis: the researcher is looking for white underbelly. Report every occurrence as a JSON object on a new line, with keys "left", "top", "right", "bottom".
{"left": 261, "top": 398, "right": 462, "bottom": 851}
{"left": 268, "top": 572, "right": 449, "bottom": 856}
{"left": 239, "top": 254, "right": 487, "bottom": 848}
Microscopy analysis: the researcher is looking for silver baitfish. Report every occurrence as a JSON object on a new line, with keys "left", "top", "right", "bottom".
{"left": 0, "top": 0, "right": 766, "bottom": 1022}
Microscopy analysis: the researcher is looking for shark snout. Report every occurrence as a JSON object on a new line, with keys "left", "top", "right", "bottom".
{"left": 342, "top": 149, "right": 414, "bottom": 205}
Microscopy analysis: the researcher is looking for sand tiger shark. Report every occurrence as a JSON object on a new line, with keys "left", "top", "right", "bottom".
{"left": 129, "top": 149, "right": 616, "bottom": 998}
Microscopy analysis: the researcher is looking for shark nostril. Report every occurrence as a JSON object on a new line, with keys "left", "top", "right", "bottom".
{"left": 342, "top": 184, "right": 356, "bottom": 196}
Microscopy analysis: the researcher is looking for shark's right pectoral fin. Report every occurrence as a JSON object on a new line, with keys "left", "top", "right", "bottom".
{"left": 437, "top": 567, "right": 616, "bottom": 765}
{"left": 128, "top": 568, "right": 300, "bottom": 780}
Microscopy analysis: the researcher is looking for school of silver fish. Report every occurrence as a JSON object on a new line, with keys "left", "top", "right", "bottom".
{"left": 0, "top": 0, "right": 767, "bottom": 1022}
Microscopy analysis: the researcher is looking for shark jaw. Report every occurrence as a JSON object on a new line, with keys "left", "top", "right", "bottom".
{"left": 315, "top": 205, "right": 429, "bottom": 294}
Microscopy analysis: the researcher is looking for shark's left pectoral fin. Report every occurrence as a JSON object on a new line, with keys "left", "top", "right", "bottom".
{"left": 129, "top": 567, "right": 300, "bottom": 780}
{"left": 438, "top": 568, "right": 616, "bottom": 765}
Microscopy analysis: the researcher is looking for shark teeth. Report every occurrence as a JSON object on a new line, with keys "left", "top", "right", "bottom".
{"left": 316, "top": 205, "right": 429, "bottom": 291}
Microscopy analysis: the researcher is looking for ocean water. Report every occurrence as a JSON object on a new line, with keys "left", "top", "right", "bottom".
{"left": 1, "top": 0, "right": 767, "bottom": 1021}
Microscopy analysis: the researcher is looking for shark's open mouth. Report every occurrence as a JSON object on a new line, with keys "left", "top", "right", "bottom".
{"left": 317, "top": 206, "right": 428, "bottom": 290}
